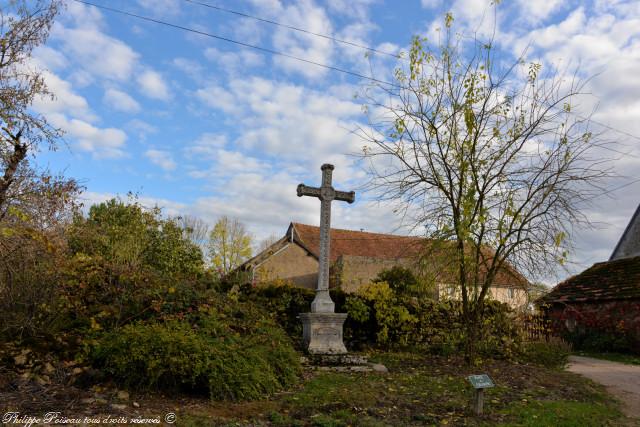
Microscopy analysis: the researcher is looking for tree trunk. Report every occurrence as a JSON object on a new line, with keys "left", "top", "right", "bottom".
{"left": 464, "top": 306, "right": 481, "bottom": 364}
{"left": 0, "top": 132, "right": 27, "bottom": 215}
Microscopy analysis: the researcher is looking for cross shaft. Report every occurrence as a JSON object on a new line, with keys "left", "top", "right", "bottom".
{"left": 297, "top": 164, "right": 355, "bottom": 313}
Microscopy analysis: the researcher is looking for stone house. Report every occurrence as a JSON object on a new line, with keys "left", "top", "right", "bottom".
{"left": 239, "top": 222, "right": 530, "bottom": 309}
{"left": 541, "top": 203, "right": 640, "bottom": 352}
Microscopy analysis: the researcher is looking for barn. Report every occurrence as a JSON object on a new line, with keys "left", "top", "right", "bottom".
{"left": 541, "top": 203, "right": 640, "bottom": 353}
{"left": 239, "top": 222, "right": 530, "bottom": 309}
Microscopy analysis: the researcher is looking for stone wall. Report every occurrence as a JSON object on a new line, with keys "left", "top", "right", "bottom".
{"left": 546, "top": 300, "right": 640, "bottom": 353}
{"left": 489, "top": 286, "right": 528, "bottom": 309}
{"left": 334, "top": 255, "right": 415, "bottom": 293}
{"left": 254, "top": 243, "right": 319, "bottom": 290}
{"left": 437, "top": 283, "right": 528, "bottom": 310}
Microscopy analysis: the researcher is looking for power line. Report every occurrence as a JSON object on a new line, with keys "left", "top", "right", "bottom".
{"left": 582, "top": 117, "right": 640, "bottom": 142}
{"left": 178, "top": 2, "right": 640, "bottom": 142}
{"left": 72, "top": 0, "right": 397, "bottom": 88}
{"left": 181, "top": 0, "right": 402, "bottom": 60}
{"left": 71, "top": 1, "right": 640, "bottom": 145}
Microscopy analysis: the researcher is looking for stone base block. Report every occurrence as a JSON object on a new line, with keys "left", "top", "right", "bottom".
{"left": 300, "top": 312, "right": 347, "bottom": 355}
{"left": 303, "top": 354, "right": 368, "bottom": 366}
{"left": 300, "top": 355, "right": 388, "bottom": 373}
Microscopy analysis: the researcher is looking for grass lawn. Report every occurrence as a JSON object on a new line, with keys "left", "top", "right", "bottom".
{"left": 1, "top": 352, "right": 632, "bottom": 426}
{"left": 174, "top": 352, "right": 628, "bottom": 426}
{"left": 574, "top": 351, "right": 640, "bottom": 366}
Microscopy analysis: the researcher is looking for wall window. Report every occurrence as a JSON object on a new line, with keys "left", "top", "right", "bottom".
{"left": 508, "top": 288, "right": 515, "bottom": 299}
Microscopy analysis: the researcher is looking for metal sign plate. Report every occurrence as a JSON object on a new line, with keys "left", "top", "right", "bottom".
{"left": 467, "top": 374, "right": 495, "bottom": 389}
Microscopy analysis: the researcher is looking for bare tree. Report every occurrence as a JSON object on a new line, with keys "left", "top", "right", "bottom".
{"left": 258, "top": 233, "right": 280, "bottom": 252}
{"left": 0, "top": 0, "right": 64, "bottom": 218}
{"left": 358, "top": 15, "right": 612, "bottom": 359}
{"left": 176, "top": 214, "right": 210, "bottom": 247}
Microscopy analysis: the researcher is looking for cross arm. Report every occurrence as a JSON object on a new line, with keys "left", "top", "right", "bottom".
{"left": 335, "top": 190, "right": 356, "bottom": 204}
{"left": 297, "top": 184, "right": 321, "bottom": 198}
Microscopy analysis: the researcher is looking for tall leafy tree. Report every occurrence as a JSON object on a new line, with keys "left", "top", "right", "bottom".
{"left": 69, "top": 198, "right": 204, "bottom": 277}
{"left": 207, "top": 216, "right": 252, "bottom": 276}
{"left": 359, "top": 13, "right": 612, "bottom": 359}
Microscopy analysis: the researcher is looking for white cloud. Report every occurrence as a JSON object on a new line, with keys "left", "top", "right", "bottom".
{"left": 325, "top": 0, "right": 376, "bottom": 19}
{"left": 421, "top": 0, "right": 442, "bottom": 8}
{"left": 53, "top": 26, "right": 139, "bottom": 81}
{"left": 227, "top": 16, "right": 265, "bottom": 46}
{"left": 268, "top": 0, "right": 335, "bottom": 79}
{"left": 145, "top": 149, "right": 177, "bottom": 171}
{"left": 184, "top": 133, "right": 227, "bottom": 159}
{"left": 48, "top": 114, "right": 128, "bottom": 159}
{"left": 515, "top": 0, "right": 564, "bottom": 24}
{"left": 203, "top": 48, "right": 265, "bottom": 74}
{"left": 32, "top": 71, "right": 95, "bottom": 122}
{"left": 64, "top": 2, "right": 105, "bottom": 29}
{"left": 81, "top": 191, "right": 188, "bottom": 217}
{"left": 137, "top": 0, "right": 181, "bottom": 17}
{"left": 127, "top": 119, "right": 157, "bottom": 139}
{"left": 103, "top": 88, "right": 141, "bottom": 113}
{"left": 172, "top": 57, "right": 205, "bottom": 82}
{"left": 137, "top": 69, "right": 171, "bottom": 100}
{"left": 195, "top": 84, "right": 240, "bottom": 114}
{"left": 188, "top": 149, "right": 269, "bottom": 180}
{"left": 32, "top": 45, "right": 68, "bottom": 71}
{"left": 193, "top": 77, "right": 366, "bottom": 186}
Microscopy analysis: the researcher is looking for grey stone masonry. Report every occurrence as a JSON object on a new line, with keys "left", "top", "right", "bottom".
{"left": 297, "top": 164, "right": 355, "bottom": 313}
{"left": 297, "top": 164, "right": 354, "bottom": 355}
{"left": 300, "top": 313, "right": 348, "bottom": 355}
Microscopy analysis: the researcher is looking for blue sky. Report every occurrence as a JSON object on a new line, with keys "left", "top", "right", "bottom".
{"left": 32, "top": 0, "right": 640, "bottom": 282}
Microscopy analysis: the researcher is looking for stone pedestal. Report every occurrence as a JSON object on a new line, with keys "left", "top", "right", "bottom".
{"left": 310, "top": 289, "right": 335, "bottom": 313}
{"left": 300, "top": 312, "right": 348, "bottom": 355}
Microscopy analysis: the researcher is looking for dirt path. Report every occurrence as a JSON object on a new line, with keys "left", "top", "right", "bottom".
{"left": 567, "top": 355, "right": 640, "bottom": 419}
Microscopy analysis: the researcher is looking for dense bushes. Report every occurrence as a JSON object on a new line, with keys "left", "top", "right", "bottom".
{"left": 372, "top": 265, "right": 435, "bottom": 298}
{"left": 0, "top": 222, "right": 69, "bottom": 341}
{"left": 2, "top": 198, "right": 303, "bottom": 401}
{"left": 88, "top": 297, "right": 301, "bottom": 400}
{"left": 517, "top": 338, "right": 571, "bottom": 368}
{"left": 243, "top": 279, "right": 522, "bottom": 358}
{"left": 68, "top": 198, "right": 204, "bottom": 278}
{"left": 65, "top": 201, "right": 303, "bottom": 400}
{"left": 345, "top": 281, "right": 522, "bottom": 357}
{"left": 237, "top": 281, "right": 315, "bottom": 340}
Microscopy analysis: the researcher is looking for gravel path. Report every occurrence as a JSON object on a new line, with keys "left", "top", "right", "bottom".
{"left": 567, "top": 355, "right": 640, "bottom": 419}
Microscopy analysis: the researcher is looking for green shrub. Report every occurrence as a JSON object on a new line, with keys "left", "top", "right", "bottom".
{"left": 237, "top": 282, "right": 314, "bottom": 339}
{"left": 241, "top": 281, "right": 522, "bottom": 358}
{"left": 88, "top": 297, "right": 301, "bottom": 400}
{"left": 58, "top": 253, "right": 216, "bottom": 334}
{"left": 343, "top": 282, "right": 521, "bottom": 357}
{"left": 68, "top": 198, "right": 205, "bottom": 278}
{"left": 52, "top": 198, "right": 225, "bottom": 339}
{"left": 518, "top": 338, "right": 571, "bottom": 368}
{"left": 374, "top": 266, "right": 419, "bottom": 295}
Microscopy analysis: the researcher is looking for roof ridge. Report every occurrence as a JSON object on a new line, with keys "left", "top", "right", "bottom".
{"left": 291, "top": 221, "right": 423, "bottom": 239}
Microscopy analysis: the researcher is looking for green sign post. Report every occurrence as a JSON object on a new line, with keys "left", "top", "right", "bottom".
{"left": 467, "top": 374, "right": 495, "bottom": 415}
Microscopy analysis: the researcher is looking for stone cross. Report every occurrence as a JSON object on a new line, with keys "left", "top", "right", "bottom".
{"left": 297, "top": 164, "right": 355, "bottom": 313}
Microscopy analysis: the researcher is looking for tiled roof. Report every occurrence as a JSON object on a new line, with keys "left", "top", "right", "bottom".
{"left": 291, "top": 222, "right": 424, "bottom": 262}
{"left": 542, "top": 255, "right": 640, "bottom": 303}
{"left": 290, "top": 223, "right": 528, "bottom": 288}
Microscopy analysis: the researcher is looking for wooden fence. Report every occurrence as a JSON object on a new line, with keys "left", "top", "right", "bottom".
{"left": 518, "top": 313, "right": 553, "bottom": 342}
